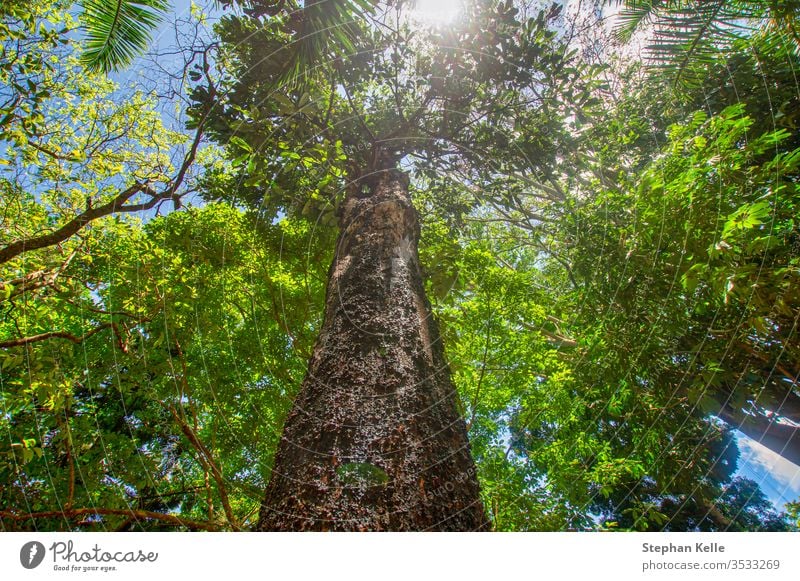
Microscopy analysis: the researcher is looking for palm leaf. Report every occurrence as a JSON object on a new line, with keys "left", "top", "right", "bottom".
{"left": 613, "top": 1, "right": 682, "bottom": 43}
{"left": 79, "top": 0, "right": 169, "bottom": 74}
{"left": 611, "top": 0, "right": 778, "bottom": 89}
{"left": 647, "top": 1, "right": 730, "bottom": 88}
{"left": 280, "top": 0, "right": 375, "bottom": 87}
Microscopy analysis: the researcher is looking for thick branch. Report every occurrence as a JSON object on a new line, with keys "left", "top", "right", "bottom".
{"left": 0, "top": 323, "right": 113, "bottom": 349}
{"left": 0, "top": 85, "right": 211, "bottom": 266}
{"left": 340, "top": 72, "right": 375, "bottom": 143}
{"left": 467, "top": 310, "right": 493, "bottom": 431}
{"left": 0, "top": 508, "right": 218, "bottom": 531}
{"left": 700, "top": 499, "right": 733, "bottom": 530}
{"left": 169, "top": 406, "right": 239, "bottom": 530}
{"left": 0, "top": 184, "right": 149, "bottom": 265}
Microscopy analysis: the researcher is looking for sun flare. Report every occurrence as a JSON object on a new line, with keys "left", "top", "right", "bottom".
{"left": 412, "top": 0, "right": 463, "bottom": 26}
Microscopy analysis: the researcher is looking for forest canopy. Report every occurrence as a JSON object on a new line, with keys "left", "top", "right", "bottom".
{"left": 1, "top": 0, "right": 799, "bottom": 531}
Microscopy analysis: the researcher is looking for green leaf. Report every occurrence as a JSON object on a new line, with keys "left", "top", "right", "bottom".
{"left": 79, "top": 0, "right": 169, "bottom": 74}
{"left": 722, "top": 201, "right": 772, "bottom": 238}
{"left": 228, "top": 135, "right": 252, "bottom": 153}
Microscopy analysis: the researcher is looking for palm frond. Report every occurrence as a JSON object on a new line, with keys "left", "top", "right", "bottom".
{"left": 79, "top": 0, "right": 169, "bottom": 74}
{"left": 281, "top": 0, "right": 375, "bottom": 88}
{"left": 647, "top": 1, "right": 730, "bottom": 88}
{"left": 614, "top": 0, "right": 658, "bottom": 43}
{"left": 764, "top": 0, "right": 800, "bottom": 54}
{"left": 613, "top": 0, "right": 777, "bottom": 89}
{"left": 610, "top": 0, "right": 692, "bottom": 42}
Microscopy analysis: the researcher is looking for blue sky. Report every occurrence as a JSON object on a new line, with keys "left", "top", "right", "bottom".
{"left": 736, "top": 432, "right": 800, "bottom": 510}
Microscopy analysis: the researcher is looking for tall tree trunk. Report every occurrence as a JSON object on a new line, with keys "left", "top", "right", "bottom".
{"left": 257, "top": 167, "right": 489, "bottom": 531}
{"left": 717, "top": 405, "right": 800, "bottom": 468}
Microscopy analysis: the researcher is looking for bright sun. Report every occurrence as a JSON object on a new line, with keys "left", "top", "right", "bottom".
{"left": 412, "top": 0, "right": 463, "bottom": 25}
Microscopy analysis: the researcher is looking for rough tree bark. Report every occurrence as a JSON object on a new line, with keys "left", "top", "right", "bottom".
{"left": 257, "top": 165, "right": 489, "bottom": 531}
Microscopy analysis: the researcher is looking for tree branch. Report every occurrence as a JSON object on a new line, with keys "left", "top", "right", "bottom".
{"left": 340, "top": 71, "right": 375, "bottom": 143}
{"left": 169, "top": 405, "right": 240, "bottom": 530}
{"left": 2, "top": 248, "right": 79, "bottom": 300}
{"left": 0, "top": 184, "right": 150, "bottom": 265}
{"left": 0, "top": 508, "right": 219, "bottom": 531}
{"left": 0, "top": 74, "right": 212, "bottom": 266}
{"left": 0, "top": 323, "right": 113, "bottom": 349}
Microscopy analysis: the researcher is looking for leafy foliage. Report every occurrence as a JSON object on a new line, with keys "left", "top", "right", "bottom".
{"left": 1, "top": 0, "right": 798, "bottom": 531}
